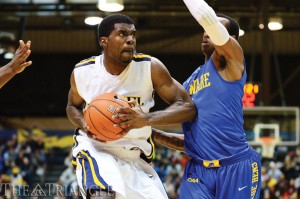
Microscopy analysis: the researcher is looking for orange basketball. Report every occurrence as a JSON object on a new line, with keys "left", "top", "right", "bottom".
{"left": 84, "top": 93, "right": 130, "bottom": 141}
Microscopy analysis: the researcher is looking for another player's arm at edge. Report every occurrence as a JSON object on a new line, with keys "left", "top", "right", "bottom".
{"left": 0, "top": 40, "right": 32, "bottom": 89}
{"left": 152, "top": 128, "right": 185, "bottom": 152}
{"left": 66, "top": 71, "right": 87, "bottom": 131}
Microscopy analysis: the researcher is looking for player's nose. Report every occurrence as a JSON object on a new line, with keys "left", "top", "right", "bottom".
{"left": 126, "top": 35, "right": 135, "bottom": 45}
{"left": 203, "top": 32, "right": 209, "bottom": 38}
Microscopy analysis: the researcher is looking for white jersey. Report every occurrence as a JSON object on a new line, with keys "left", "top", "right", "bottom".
{"left": 73, "top": 54, "right": 155, "bottom": 157}
{"left": 72, "top": 54, "right": 168, "bottom": 199}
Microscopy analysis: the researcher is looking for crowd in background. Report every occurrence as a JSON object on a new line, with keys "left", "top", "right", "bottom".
{"left": 259, "top": 146, "right": 300, "bottom": 199}
{"left": 0, "top": 133, "right": 47, "bottom": 198}
{"left": 1, "top": 131, "right": 300, "bottom": 199}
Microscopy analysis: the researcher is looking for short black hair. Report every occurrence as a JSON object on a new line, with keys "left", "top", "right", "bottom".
{"left": 217, "top": 14, "right": 240, "bottom": 40}
{"left": 97, "top": 14, "right": 134, "bottom": 39}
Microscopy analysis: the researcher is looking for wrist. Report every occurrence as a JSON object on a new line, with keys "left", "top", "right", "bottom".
{"left": 152, "top": 129, "right": 158, "bottom": 140}
{"left": 3, "top": 63, "right": 17, "bottom": 76}
{"left": 145, "top": 113, "right": 152, "bottom": 126}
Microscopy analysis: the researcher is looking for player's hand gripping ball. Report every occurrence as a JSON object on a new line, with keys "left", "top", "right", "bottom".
{"left": 84, "top": 93, "right": 130, "bottom": 141}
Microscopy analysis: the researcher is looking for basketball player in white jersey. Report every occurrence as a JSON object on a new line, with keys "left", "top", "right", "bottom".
{"left": 0, "top": 40, "right": 32, "bottom": 89}
{"left": 66, "top": 14, "right": 196, "bottom": 199}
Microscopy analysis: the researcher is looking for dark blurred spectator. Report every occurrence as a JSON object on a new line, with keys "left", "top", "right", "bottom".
{"left": 10, "top": 166, "right": 26, "bottom": 198}
{"left": 10, "top": 134, "right": 18, "bottom": 149}
{"left": 25, "top": 135, "right": 37, "bottom": 154}
{"left": 163, "top": 174, "right": 176, "bottom": 199}
{"left": 268, "top": 161, "right": 284, "bottom": 183}
{"left": 283, "top": 178, "right": 297, "bottom": 199}
{"left": 282, "top": 152, "right": 298, "bottom": 181}
{"left": 3, "top": 145, "right": 17, "bottom": 174}
{"left": 55, "top": 152, "right": 78, "bottom": 199}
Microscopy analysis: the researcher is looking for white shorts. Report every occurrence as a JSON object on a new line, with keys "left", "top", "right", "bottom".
{"left": 72, "top": 131, "right": 168, "bottom": 199}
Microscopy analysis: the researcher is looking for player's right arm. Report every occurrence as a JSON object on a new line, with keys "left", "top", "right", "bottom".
{"left": 152, "top": 128, "right": 185, "bottom": 152}
{"left": 66, "top": 71, "right": 88, "bottom": 132}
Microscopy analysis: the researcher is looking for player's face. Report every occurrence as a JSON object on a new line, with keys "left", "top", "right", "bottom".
{"left": 201, "top": 17, "right": 229, "bottom": 56}
{"left": 201, "top": 31, "right": 215, "bottom": 56}
{"left": 107, "top": 23, "right": 136, "bottom": 64}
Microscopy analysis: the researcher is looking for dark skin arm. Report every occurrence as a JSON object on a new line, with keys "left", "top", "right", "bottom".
{"left": 212, "top": 18, "right": 244, "bottom": 82}
{"left": 152, "top": 128, "right": 185, "bottom": 152}
{"left": 0, "top": 40, "right": 32, "bottom": 89}
{"left": 66, "top": 71, "right": 90, "bottom": 133}
{"left": 114, "top": 57, "right": 197, "bottom": 132}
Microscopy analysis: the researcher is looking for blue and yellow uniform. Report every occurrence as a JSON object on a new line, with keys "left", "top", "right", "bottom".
{"left": 180, "top": 56, "right": 261, "bottom": 199}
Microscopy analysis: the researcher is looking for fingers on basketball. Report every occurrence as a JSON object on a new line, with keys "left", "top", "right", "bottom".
{"left": 83, "top": 93, "right": 130, "bottom": 142}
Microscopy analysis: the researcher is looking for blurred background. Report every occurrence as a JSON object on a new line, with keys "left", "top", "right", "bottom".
{"left": 0, "top": 0, "right": 299, "bottom": 198}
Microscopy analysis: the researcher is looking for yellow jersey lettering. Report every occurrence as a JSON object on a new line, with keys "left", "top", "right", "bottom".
{"left": 189, "top": 79, "right": 198, "bottom": 95}
{"left": 251, "top": 185, "right": 258, "bottom": 198}
{"left": 251, "top": 162, "right": 259, "bottom": 198}
{"left": 203, "top": 73, "right": 211, "bottom": 87}
{"left": 252, "top": 162, "right": 259, "bottom": 183}
{"left": 188, "top": 72, "right": 211, "bottom": 95}
{"left": 199, "top": 76, "right": 204, "bottom": 91}
{"left": 187, "top": 178, "right": 199, "bottom": 183}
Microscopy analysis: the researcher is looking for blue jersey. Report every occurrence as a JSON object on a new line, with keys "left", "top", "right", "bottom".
{"left": 182, "top": 56, "right": 248, "bottom": 160}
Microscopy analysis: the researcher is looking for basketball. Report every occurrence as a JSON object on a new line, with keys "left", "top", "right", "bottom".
{"left": 84, "top": 93, "right": 130, "bottom": 141}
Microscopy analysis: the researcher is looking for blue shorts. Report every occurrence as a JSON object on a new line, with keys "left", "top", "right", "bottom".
{"left": 180, "top": 147, "right": 261, "bottom": 199}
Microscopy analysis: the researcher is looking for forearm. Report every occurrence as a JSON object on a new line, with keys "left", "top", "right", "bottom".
{"left": 66, "top": 105, "right": 85, "bottom": 130}
{"left": 0, "top": 64, "right": 16, "bottom": 89}
{"left": 152, "top": 128, "right": 185, "bottom": 152}
{"left": 183, "top": 0, "right": 229, "bottom": 46}
{"left": 147, "top": 100, "right": 196, "bottom": 126}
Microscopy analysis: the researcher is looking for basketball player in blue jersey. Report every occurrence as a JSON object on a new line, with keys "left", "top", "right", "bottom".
{"left": 115, "top": 0, "right": 262, "bottom": 198}
{"left": 66, "top": 14, "right": 196, "bottom": 199}
{"left": 0, "top": 40, "right": 32, "bottom": 89}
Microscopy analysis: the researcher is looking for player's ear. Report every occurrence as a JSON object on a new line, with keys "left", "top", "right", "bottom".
{"left": 99, "top": 37, "right": 107, "bottom": 47}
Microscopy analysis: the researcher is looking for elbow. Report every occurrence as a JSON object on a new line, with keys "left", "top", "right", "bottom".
{"left": 66, "top": 104, "right": 76, "bottom": 119}
{"left": 66, "top": 105, "right": 71, "bottom": 115}
{"left": 184, "top": 101, "right": 197, "bottom": 121}
{"left": 191, "top": 104, "right": 197, "bottom": 120}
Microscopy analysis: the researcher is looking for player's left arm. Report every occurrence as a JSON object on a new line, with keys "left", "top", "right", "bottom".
{"left": 114, "top": 57, "right": 197, "bottom": 130}
{"left": 213, "top": 30, "right": 244, "bottom": 81}
{"left": 152, "top": 128, "right": 185, "bottom": 152}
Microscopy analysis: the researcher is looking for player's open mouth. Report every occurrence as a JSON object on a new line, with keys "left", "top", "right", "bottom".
{"left": 122, "top": 51, "right": 133, "bottom": 55}
{"left": 123, "top": 46, "right": 134, "bottom": 51}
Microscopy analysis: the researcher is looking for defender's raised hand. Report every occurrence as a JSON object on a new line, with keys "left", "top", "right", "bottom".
{"left": 10, "top": 40, "right": 32, "bottom": 74}
{"left": 0, "top": 40, "right": 32, "bottom": 89}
